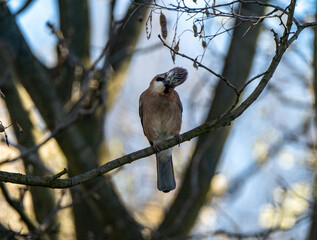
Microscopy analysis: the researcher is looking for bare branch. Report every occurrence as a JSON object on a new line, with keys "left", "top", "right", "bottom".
{"left": 0, "top": 0, "right": 314, "bottom": 198}
{"left": 0, "top": 106, "right": 96, "bottom": 166}
{"left": 46, "top": 22, "right": 87, "bottom": 71}
{"left": 0, "top": 33, "right": 301, "bottom": 188}
{"left": 0, "top": 14, "right": 308, "bottom": 187}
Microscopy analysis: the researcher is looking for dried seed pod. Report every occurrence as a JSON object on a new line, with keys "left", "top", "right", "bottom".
{"left": 200, "top": 25, "right": 204, "bottom": 37}
{"left": 202, "top": 40, "right": 207, "bottom": 48}
{"left": 174, "top": 40, "right": 180, "bottom": 52}
{"left": 193, "top": 0, "right": 197, "bottom": 2}
{"left": 160, "top": 12, "right": 168, "bottom": 39}
{"left": 146, "top": 11, "right": 153, "bottom": 39}
{"left": 172, "top": 52, "right": 176, "bottom": 63}
{"left": 193, "top": 24, "right": 198, "bottom": 37}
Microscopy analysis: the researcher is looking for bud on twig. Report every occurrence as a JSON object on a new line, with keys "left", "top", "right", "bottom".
{"left": 205, "top": 9, "right": 210, "bottom": 17}
{"left": 17, "top": 123, "right": 23, "bottom": 133}
{"left": 193, "top": 24, "right": 198, "bottom": 37}
{"left": 193, "top": 57, "right": 199, "bottom": 69}
{"left": 0, "top": 89, "right": 5, "bottom": 98}
{"left": 0, "top": 123, "right": 4, "bottom": 132}
{"left": 174, "top": 40, "right": 180, "bottom": 53}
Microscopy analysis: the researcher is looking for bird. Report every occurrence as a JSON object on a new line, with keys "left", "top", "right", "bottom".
{"left": 139, "top": 67, "right": 188, "bottom": 192}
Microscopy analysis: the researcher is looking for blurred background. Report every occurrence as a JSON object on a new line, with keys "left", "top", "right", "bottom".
{"left": 0, "top": 0, "right": 316, "bottom": 239}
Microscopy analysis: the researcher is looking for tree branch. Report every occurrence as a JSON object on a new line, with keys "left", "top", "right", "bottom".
{"left": 0, "top": 21, "right": 304, "bottom": 188}
{"left": 0, "top": 0, "right": 315, "bottom": 193}
{"left": 13, "top": 0, "right": 35, "bottom": 16}
{"left": 158, "top": 34, "right": 238, "bottom": 94}
{"left": 0, "top": 106, "right": 95, "bottom": 166}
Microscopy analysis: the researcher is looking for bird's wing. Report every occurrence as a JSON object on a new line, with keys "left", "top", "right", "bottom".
{"left": 139, "top": 94, "right": 144, "bottom": 127}
{"left": 175, "top": 91, "right": 183, "bottom": 114}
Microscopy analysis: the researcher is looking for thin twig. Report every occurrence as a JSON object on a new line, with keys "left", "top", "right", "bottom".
{"left": 13, "top": 0, "right": 34, "bottom": 16}
{"left": 158, "top": 34, "right": 239, "bottom": 94}
{"left": 0, "top": 106, "right": 95, "bottom": 166}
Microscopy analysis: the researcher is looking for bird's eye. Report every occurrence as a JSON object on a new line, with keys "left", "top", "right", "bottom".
{"left": 156, "top": 77, "right": 164, "bottom": 81}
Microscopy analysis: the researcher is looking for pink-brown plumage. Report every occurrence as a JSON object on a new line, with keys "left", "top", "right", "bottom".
{"left": 140, "top": 85, "right": 182, "bottom": 144}
{"left": 139, "top": 67, "right": 187, "bottom": 192}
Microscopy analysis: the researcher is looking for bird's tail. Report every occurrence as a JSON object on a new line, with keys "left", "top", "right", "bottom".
{"left": 156, "top": 149, "right": 176, "bottom": 193}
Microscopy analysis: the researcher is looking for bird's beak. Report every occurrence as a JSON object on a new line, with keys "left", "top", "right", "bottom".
{"left": 163, "top": 79, "right": 169, "bottom": 86}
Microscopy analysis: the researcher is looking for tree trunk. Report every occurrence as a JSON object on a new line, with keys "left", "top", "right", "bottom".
{"left": 0, "top": 2, "right": 147, "bottom": 239}
{"left": 1, "top": 76, "right": 58, "bottom": 240}
{"left": 306, "top": 9, "right": 317, "bottom": 240}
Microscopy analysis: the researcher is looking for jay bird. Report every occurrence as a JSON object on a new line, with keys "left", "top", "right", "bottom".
{"left": 139, "top": 67, "right": 188, "bottom": 192}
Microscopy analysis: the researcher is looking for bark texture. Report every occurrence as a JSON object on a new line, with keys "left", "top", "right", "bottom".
{"left": 0, "top": 1, "right": 149, "bottom": 239}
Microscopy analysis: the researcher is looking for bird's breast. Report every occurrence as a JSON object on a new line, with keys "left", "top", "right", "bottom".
{"left": 145, "top": 93, "right": 182, "bottom": 142}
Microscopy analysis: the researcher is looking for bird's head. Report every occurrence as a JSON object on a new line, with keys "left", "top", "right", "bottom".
{"left": 151, "top": 67, "right": 188, "bottom": 93}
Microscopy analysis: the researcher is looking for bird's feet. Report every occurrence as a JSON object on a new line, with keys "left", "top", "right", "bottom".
{"left": 176, "top": 134, "right": 182, "bottom": 147}
{"left": 152, "top": 143, "right": 160, "bottom": 152}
